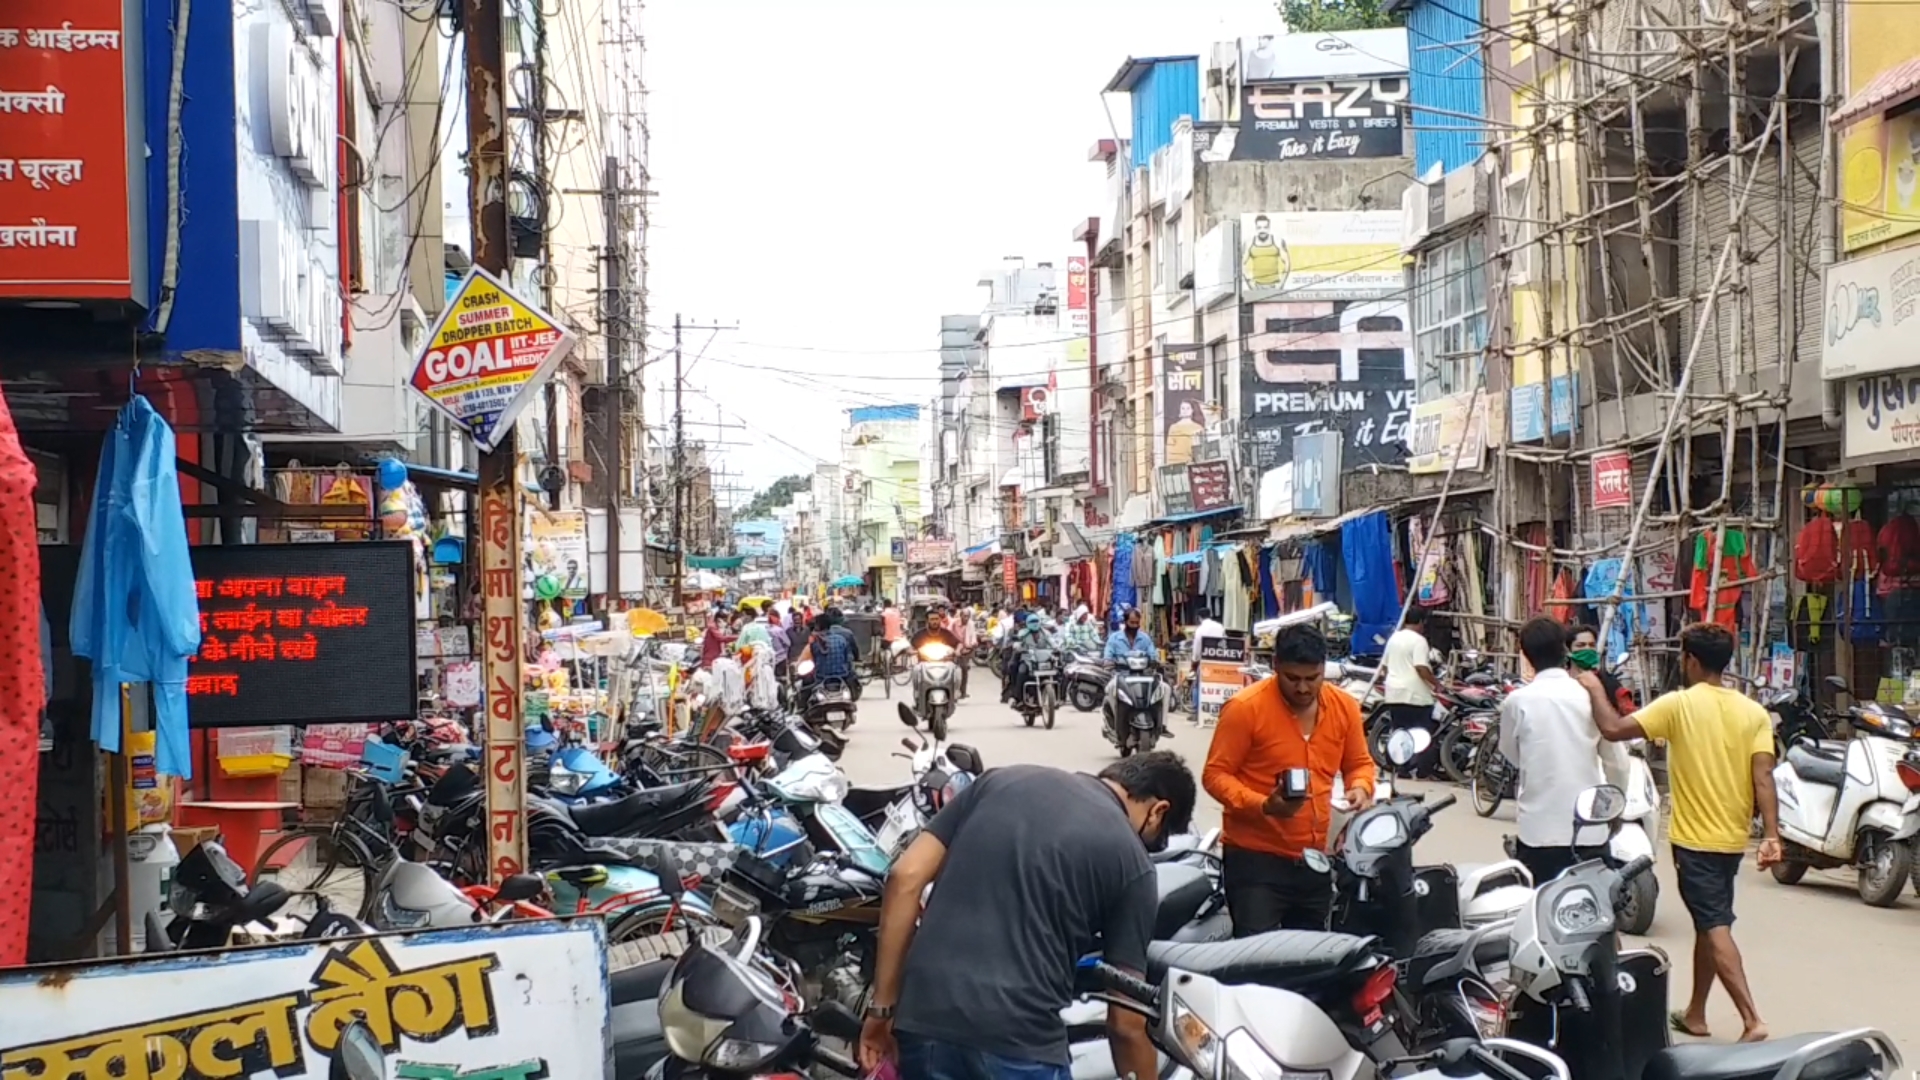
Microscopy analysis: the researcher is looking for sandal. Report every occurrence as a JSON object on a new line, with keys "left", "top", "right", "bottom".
{"left": 1669, "top": 1010, "right": 1711, "bottom": 1038}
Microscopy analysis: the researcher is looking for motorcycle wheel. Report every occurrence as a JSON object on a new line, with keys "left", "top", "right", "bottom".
{"left": 1471, "top": 738, "right": 1505, "bottom": 817}
{"left": 1772, "top": 859, "right": 1809, "bottom": 885}
{"left": 1857, "top": 834, "right": 1913, "bottom": 907}
{"left": 1135, "top": 730, "right": 1159, "bottom": 754}
{"left": 606, "top": 902, "right": 728, "bottom": 956}
{"left": 1438, "top": 723, "right": 1475, "bottom": 785}
{"left": 1043, "top": 686, "right": 1057, "bottom": 730}
{"left": 1366, "top": 707, "right": 1392, "bottom": 768}
{"left": 930, "top": 706, "right": 949, "bottom": 743}
{"left": 1070, "top": 683, "right": 1101, "bottom": 713}
{"left": 1616, "top": 871, "right": 1657, "bottom": 935}
{"left": 1023, "top": 712, "right": 1035, "bottom": 728}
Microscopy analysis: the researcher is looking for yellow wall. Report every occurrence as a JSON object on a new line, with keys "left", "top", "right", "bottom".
{"left": 1508, "top": 62, "right": 1585, "bottom": 394}
{"left": 1839, "top": 10, "right": 1920, "bottom": 252}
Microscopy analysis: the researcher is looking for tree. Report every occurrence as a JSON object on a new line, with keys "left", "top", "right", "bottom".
{"left": 735, "top": 474, "right": 810, "bottom": 522}
{"left": 1279, "top": 0, "right": 1403, "bottom": 32}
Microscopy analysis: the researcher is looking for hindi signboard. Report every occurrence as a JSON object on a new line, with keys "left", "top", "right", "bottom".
{"left": 906, "top": 539, "right": 955, "bottom": 565}
{"left": 1188, "top": 461, "right": 1234, "bottom": 513}
{"left": 41, "top": 541, "right": 419, "bottom": 728}
{"left": 411, "top": 268, "right": 576, "bottom": 451}
{"left": 1197, "top": 634, "right": 1251, "bottom": 724}
{"left": 0, "top": 921, "right": 610, "bottom": 1079}
{"left": 1591, "top": 450, "right": 1633, "bottom": 510}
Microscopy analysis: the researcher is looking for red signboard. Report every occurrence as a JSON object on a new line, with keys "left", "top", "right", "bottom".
{"left": 1067, "top": 256, "right": 1089, "bottom": 312}
{"left": 1003, "top": 555, "right": 1018, "bottom": 593}
{"left": 1188, "top": 460, "right": 1233, "bottom": 512}
{"left": 0, "top": 3, "right": 135, "bottom": 300}
{"left": 1591, "top": 451, "right": 1633, "bottom": 510}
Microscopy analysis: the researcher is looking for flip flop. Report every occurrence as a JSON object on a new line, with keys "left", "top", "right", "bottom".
{"left": 1669, "top": 1010, "right": 1711, "bottom": 1037}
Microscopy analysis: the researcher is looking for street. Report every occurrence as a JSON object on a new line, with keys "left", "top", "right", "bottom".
{"left": 837, "top": 674, "right": 1920, "bottom": 1059}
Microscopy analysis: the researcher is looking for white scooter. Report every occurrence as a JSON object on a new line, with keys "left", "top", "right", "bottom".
{"left": 1611, "top": 742, "right": 1661, "bottom": 934}
{"left": 1770, "top": 696, "right": 1920, "bottom": 906}
{"left": 1388, "top": 730, "right": 1536, "bottom": 932}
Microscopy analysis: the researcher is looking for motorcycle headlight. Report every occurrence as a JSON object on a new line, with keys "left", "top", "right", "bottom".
{"left": 375, "top": 889, "right": 434, "bottom": 930}
{"left": 707, "top": 1038, "right": 784, "bottom": 1071}
{"left": 548, "top": 767, "right": 587, "bottom": 796}
{"left": 1223, "top": 1027, "right": 1326, "bottom": 1080}
{"left": 1168, "top": 997, "right": 1219, "bottom": 1076}
{"left": 1551, "top": 886, "right": 1602, "bottom": 936}
{"left": 919, "top": 643, "right": 953, "bottom": 662}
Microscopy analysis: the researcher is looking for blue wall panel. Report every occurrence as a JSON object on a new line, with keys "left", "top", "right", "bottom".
{"left": 1130, "top": 59, "right": 1199, "bottom": 165}
{"left": 1407, "top": 0, "right": 1487, "bottom": 175}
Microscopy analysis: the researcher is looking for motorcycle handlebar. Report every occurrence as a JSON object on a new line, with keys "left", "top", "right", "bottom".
{"left": 1094, "top": 962, "right": 1162, "bottom": 1009}
{"left": 1426, "top": 793, "right": 1458, "bottom": 814}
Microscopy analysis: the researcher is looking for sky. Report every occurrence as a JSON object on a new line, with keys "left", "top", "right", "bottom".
{"left": 643, "top": 0, "right": 1280, "bottom": 497}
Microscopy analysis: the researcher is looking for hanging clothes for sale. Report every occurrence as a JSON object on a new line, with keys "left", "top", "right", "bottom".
{"left": 1111, "top": 534, "right": 1138, "bottom": 622}
{"left": 1222, "top": 547, "right": 1250, "bottom": 632}
{"left": 73, "top": 395, "right": 202, "bottom": 780}
{"left": 1259, "top": 546, "right": 1279, "bottom": 618}
{"left": 1302, "top": 539, "right": 1336, "bottom": 598}
{"left": 1583, "top": 557, "right": 1643, "bottom": 664}
{"left": 1342, "top": 511, "right": 1401, "bottom": 654}
{"left": 0, "top": 385, "right": 43, "bottom": 967}
{"left": 1688, "top": 529, "right": 1757, "bottom": 630}
{"left": 1547, "top": 568, "right": 1579, "bottom": 624}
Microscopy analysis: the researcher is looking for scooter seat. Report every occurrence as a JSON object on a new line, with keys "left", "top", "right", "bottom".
{"left": 1151, "top": 863, "right": 1216, "bottom": 939}
{"left": 564, "top": 781, "right": 710, "bottom": 835}
{"left": 1144, "top": 930, "right": 1375, "bottom": 987}
{"left": 609, "top": 957, "right": 676, "bottom": 1004}
{"left": 1645, "top": 1033, "right": 1882, "bottom": 1080}
{"left": 1786, "top": 742, "right": 1847, "bottom": 788}
{"left": 574, "top": 836, "right": 740, "bottom": 880}
{"left": 1404, "top": 926, "right": 1510, "bottom": 988}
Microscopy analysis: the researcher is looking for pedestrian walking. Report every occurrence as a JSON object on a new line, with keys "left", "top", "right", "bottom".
{"left": 1381, "top": 607, "right": 1443, "bottom": 777}
{"left": 951, "top": 604, "right": 978, "bottom": 699}
{"left": 858, "top": 754, "right": 1197, "bottom": 1080}
{"left": 1204, "top": 622, "right": 1375, "bottom": 934}
{"left": 1582, "top": 622, "right": 1781, "bottom": 1042}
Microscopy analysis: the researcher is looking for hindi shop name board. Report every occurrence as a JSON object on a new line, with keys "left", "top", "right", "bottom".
{"left": 187, "top": 542, "right": 419, "bottom": 727}
{"left": 0, "top": 921, "right": 610, "bottom": 1079}
{"left": 1235, "top": 78, "right": 1406, "bottom": 162}
{"left": 411, "top": 267, "right": 576, "bottom": 452}
{"left": 0, "top": 2, "right": 138, "bottom": 300}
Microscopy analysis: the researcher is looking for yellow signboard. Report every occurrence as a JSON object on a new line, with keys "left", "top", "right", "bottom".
{"left": 410, "top": 268, "right": 576, "bottom": 450}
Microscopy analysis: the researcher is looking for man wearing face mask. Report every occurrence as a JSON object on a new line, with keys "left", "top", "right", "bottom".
{"left": 860, "top": 752, "right": 1197, "bottom": 1080}
{"left": 1567, "top": 624, "right": 1637, "bottom": 717}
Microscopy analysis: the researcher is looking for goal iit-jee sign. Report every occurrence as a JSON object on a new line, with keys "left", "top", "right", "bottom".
{"left": 411, "top": 268, "right": 576, "bottom": 451}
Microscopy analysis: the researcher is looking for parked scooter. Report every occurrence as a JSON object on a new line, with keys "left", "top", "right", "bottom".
{"left": 153, "top": 840, "right": 294, "bottom": 951}
{"left": 1507, "top": 784, "right": 1904, "bottom": 1080}
{"left": 908, "top": 637, "right": 961, "bottom": 740}
{"left": 1769, "top": 682, "right": 1920, "bottom": 906}
{"left": 1612, "top": 741, "right": 1662, "bottom": 934}
{"left": 1102, "top": 653, "right": 1170, "bottom": 755}
{"left": 1383, "top": 731, "right": 1537, "bottom": 937}
{"left": 1065, "top": 652, "right": 1111, "bottom": 712}
{"left": 842, "top": 703, "right": 985, "bottom": 857}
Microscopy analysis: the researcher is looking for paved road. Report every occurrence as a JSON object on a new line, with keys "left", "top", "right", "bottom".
{"left": 838, "top": 672, "right": 1919, "bottom": 1057}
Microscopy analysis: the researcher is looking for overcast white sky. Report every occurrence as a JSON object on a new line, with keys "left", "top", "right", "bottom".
{"left": 643, "top": 0, "right": 1280, "bottom": 496}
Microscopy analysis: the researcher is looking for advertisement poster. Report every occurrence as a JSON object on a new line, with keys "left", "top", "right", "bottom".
{"left": 0, "top": 1, "right": 136, "bottom": 300}
{"left": 410, "top": 268, "right": 576, "bottom": 451}
{"left": 526, "top": 510, "right": 590, "bottom": 599}
{"left": 1841, "top": 108, "right": 1920, "bottom": 253}
{"left": 1162, "top": 346, "right": 1205, "bottom": 467}
{"left": 1188, "top": 461, "right": 1233, "bottom": 513}
{"left": 1241, "top": 298, "right": 1412, "bottom": 471}
{"left": 0, "top": 921, "right": 609, "bottom": 1078}
{"left": 1231, "top": 78, "right": 1406, "bottom": 162}
{"left": 1197, "top": 634, "right": 1251, "bottom": 724}
{"left": 1239, "top": 211, "right": 1403, "bottom": 302}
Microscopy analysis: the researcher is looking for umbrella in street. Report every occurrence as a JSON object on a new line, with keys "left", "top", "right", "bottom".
{"left": 831, "top": 574, "right": 863, "bottom": 589}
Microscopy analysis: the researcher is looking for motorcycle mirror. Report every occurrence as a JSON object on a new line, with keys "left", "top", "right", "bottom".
{"left": 1385, "top": 728, "right": 1431, "bottom": 765}
{"left": 1302, "top": 849, "right": 1332, "bottom": 874}
{"left": 331, "top": 1020, "right": 388, "bottom": 1080}
{"left": 1824, "top": 674, "right": 1852, "bottom": 696}
{"left": 1572, "top": 784, "right": 1626, "bottom": 827}
{"left": 897, "top": 703, "right": 920, "bottom": 729}
{"left": 901, "top": 738, "right": 918, "bottom": 752}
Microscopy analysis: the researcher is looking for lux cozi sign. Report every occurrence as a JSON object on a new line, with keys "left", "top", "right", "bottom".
{"left": 1238, "top": 78, "right": 1406, "bottom": 161}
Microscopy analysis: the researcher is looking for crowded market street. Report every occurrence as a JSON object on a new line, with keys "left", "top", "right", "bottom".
{"left": 838, "top": 672, "right": 1920, "bottom": 1062}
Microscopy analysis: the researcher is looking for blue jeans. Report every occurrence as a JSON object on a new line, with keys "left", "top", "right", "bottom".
{"left": 897, "top": 1033, "right": 1070, "bottom": 1080}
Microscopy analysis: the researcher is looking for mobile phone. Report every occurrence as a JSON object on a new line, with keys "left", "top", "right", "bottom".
{"left": 1276, "top": 768, "right": 1309, "bottom": 801}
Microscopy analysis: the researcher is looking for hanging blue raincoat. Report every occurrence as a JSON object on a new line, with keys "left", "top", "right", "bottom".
{"left": 71, "top": 396, "right": 201, "bottom": 778}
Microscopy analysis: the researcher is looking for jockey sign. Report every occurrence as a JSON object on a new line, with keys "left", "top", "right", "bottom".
{"left": 410, "top": 268, "right": 576, "bottom": 451}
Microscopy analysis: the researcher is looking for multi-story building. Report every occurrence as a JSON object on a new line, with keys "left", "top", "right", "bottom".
{"left": 841, "top": 405, "right": 923, "bottom": 599}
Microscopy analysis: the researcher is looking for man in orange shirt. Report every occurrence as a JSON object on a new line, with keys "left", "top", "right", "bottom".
{"left": 1204, "top": 622, "right": 1376, "bottom": 935}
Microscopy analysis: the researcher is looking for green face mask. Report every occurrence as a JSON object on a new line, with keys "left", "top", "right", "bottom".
{"left": 1570, "top": 648, "right": 1600, "bottom": 670}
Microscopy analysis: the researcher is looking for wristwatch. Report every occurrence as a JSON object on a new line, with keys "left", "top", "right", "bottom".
{"left": 866, "top": 1004, "right": 895, "bottom": 1020}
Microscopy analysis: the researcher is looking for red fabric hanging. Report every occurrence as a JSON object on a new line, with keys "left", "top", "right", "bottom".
{"left": 0, "top": 388, "right": 43, "bottom": 966}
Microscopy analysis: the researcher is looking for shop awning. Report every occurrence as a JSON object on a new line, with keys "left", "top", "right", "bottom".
{"left": 403, "top": 463, "right": 479, "bottom": 491}
{"left": 687, "top": 555, "right": 747, "bottom": 570}
{"left": 1832, "top": 56, "right": 1920, "bottom": 128}
{"left": 1147, "top": 504, "right": 1243, "bottom": 528}
{"left": 1267, "top": 506, "right": 1374, "bottom": 545}
{"left": 964, "top": 540, "right": 1001, "bottom": 564}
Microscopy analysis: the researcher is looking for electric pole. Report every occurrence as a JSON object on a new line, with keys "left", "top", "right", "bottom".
{"left": 602, "top": 152, "right": 625, "bottom": 602}
{"left": 672, "top": 314, "right": 684, "bottom": 607}
{"left": 465, "top": 0, "right": 527, "bottom": 884}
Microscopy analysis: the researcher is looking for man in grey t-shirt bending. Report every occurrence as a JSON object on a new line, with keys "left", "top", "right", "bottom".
{"left": 859, "top": 754, "right": 1197, "bottom": 1080}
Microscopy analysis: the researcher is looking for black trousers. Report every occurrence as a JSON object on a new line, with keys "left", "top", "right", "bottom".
{"left": 1222, "top": 846, "right": 1333, "bottom": 936}
{"left": 1514, "top": 841, "right": 1610, "bottom": 886}
{"left": 1386, "top": 703, "right": 1441, "bottom": 777}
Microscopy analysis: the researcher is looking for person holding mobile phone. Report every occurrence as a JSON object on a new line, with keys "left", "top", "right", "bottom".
{"left": 1204, "top": 622, "right": 1376, "bottom": 936}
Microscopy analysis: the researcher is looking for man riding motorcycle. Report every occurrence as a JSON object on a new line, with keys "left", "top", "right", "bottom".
{"left": 1000, "top": 612, "right": 1050, "bottom": 706}
{"left": 798, "top": 611, "right": 859, "bottom": 711}
{"left": 1103, "top": 607, "right": 1159, "bottom": 665}
{"left": 1060, "top": 605, "right": 1102, "bottom": 656}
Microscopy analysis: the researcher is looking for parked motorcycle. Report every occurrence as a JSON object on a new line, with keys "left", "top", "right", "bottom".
{"left": 1065, "top": 651, "right": 1111, "bottom": 713}
{"left": 1768, "top": 676, "right": 1846, "bottom": 753}
{"left": 153, "top": 840, "right": 295, "bottom": 951}
{"left": 841, "top": 704, "right": 985, "bottom": 858}
{"left": 655, "top": 917, "right": 863, "bottom": 1080}
{"left": 909, "top": 638, "right": 961, "bottom": 740}
{"left": 1769, "top": 682, "right": 1920, "bottom": 906}
{"left": 1102, "top": 653, "right": 1169, "bottom": 755}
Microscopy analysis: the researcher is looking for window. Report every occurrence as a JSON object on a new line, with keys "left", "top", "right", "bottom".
{"left": 1413, "top": 232, "right": 1488, "bottom": 400}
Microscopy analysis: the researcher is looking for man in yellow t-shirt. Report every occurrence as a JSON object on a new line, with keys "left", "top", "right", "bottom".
{"left": 1580, "top": 622, "right": 1780, "bottom": 1044}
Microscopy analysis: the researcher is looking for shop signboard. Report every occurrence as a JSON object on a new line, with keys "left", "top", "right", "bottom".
{"left": 1843, "top": 369, "right": 1920, "bottom": 463}
{"left": 1188, "top": 461, "right": 1233, "bottom": 513}
{"left": 1591, "top": 450, "right": 1633, "bottom": 510}
{"left": 1821, "top": 243, "right": 1920, "bottom": 379}
{"left": 526, "top": 509, "right": 590, "bottom": 599}
{"left": 1228, "top": 78, "right": 1406, "bottom": 163}
{"left": 1238, "top": 212, "right": 1404, "bottom": 302}
{"left": 906, "top": 539, "right": 955, "bottom": 565}
{"left": 412, "top": 268, "right": 576, "bottom": 451}
{"left": 1406, "top": 390, "right": 1488, "bottom": 474}
{"left": 1197, "top": 633, "right": 1251, "bottom": 723}
{"left": 1294, "top": 430, "right": 1341, "bottom": 516}
{"left": 0, "top": 1, "right": 140, "bottom": 300}
{"left": 1002, "top": 555, "right": 1017, "bottom": 592}
{"left": 1162, "top": 346, "right": 1205, "bottom": 467}
{"left": 40, "top": 541, "right": 418, "bottom": 728}
{"left": 0, "top": 921, "right": 609, "bottom": 1078}
{"left": 1241, "top": 295, "right": 1414, "bottom": 472}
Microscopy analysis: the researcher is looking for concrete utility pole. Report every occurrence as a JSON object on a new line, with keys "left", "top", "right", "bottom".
{"left": 672, "top": 314, "right": 684, "bottom": 607}
{"left": 602, "top": 153, "right": 626, "bottom": 601}
{"left": 465, "top": 0, "right": 527, "bottom": 884}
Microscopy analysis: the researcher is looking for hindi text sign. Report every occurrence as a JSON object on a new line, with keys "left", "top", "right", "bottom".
{"left": 1591, "top": 451, "right": 1633, "bottom": 510}
{"left": 412, "top": 268, "right": 576, "bottom": 452}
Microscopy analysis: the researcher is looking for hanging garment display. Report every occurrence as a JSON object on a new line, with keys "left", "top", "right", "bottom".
{"left": 1112, "top": 534, "right": 1138, "bottom": 621}
{"left": 1341, "top": 512, "right": 1401, "bottom": 654}
{"left": 1408, "top": 516, "right": 1451, "bottom": 607}
{"left": 1689, "top": 530, "right": 1757, "bottom": 630}
{"left": 1583, "top": 557, "right": 1643, "bottom": 664}
{"left": 1548, "top": 568, "right": 1578, "bottom": 624}
{"left": 72, "top": 395, "right": 201, "bottom": 779}
{"left": 1258, "top": 547, "right": 1279, "bottom": 619}
{"left": 0, "top": 387, "right": 43, "bottom": 966}
{"left": 1222, "top": 546, "right": 1249, "bottom": 632}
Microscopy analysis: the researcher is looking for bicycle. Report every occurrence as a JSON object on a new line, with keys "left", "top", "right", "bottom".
{"left": 253, "top": 768, "right": 418, "bottom": 922}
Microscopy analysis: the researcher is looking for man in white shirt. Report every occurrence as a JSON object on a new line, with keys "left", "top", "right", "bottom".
{"left": 1499, "top": 616, "right": 1631, "bottom": 885}
{"left": 1381, "top": 607, "right": 1442, "bottom": 777}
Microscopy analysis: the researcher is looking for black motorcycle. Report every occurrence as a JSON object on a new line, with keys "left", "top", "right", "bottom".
{"left": 1102, "top": 653, "right": 1169, "bottom": 755}
{"left": 1014, "top": 643, "right": 1061, "bottom": 729}
{"left": 1063, "top": 651, "right": 1110, "bottom": 712}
